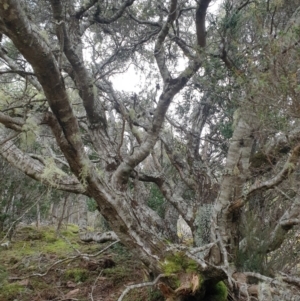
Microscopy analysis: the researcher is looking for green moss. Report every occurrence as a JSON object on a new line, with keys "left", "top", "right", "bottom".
{"left": 103, "top": 265, "right": 130, "bottom": 285}
{"left": 128, "top": 108, "right": 136, "bottom": 119}
{"left": 64, "top": 268, "right": 89, "bottom": 282}
{"left": 50, "top": 225, "right": 78, "bottom": 243}
{"left": 0, "top": 283, "right": 25, "bottom": 301}
{"left": 16, "top": 225, "right": 44, "bottom": 241}
{"left": 205, "top": 281, "right": 228, "bottom": 301}
{"left": 30, "top": 278, "right": 51, "bottom": 291}
{"left": 35, "top": 226, "right": 80, "bottom": 254}
{"left": 65, "top": 223, "right": 79, "bottom": 233}
{"left": 162, "top": 259, "right": 181, "bottom": 275}
{"left": 214, "top": 281, "right": 228, "bottom": 300}
{"left": 0, "top": 265, "right": 7, "bottom": 284}
{"left": 160, "top": 252, "right": 203, "bottom": 292}
{"left": 3, "top": 241, "right": 35, "bottom": 259}
{"left": 60, "top": 229, "right": 77, "bottom": 238}
{"left": 0, "top": 226, "right": 80, "bottom": 266}
{"left": 161, "top": 252, "right": 198, "bottom": 275}
{"left": 42, "top": 237, "right": 79, "bottom": 254}
{"left": 42, "top": 228, "right": 57, "bottom": 243}
{"left": 79, "top": 163, "right": 89, "bottom": 188}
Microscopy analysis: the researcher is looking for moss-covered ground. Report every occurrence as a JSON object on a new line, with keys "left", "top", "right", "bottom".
{"left": 0, "top": 225, "right": 163, "bottom": 301}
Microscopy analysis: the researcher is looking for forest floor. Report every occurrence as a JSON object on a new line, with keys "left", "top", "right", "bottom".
{"left": 0, "top": 225, "right": 164, "bottom": 301}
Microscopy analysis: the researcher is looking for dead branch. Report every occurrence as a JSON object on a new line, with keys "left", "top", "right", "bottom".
{"left": 79, "top": 231, "right": 119, "bottom": 243}
{"left": 117, "top": 274, "right": 168, "bottom": 301}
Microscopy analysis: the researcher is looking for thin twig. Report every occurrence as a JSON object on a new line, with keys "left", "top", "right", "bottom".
{"left": 243, "top": 272, "right": 282, "bottom": 286}
{"left": 189, "top": 242, "right": 217, "bottom": 254}
{"left": 90, "top": 270, "right": 103, "bottom": 301}
{"left": 117, "top": 274, "right": 168, "bottom": 301}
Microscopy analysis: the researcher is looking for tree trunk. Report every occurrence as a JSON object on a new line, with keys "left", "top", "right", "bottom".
{"left": 36, "top": 201, "right": 41, "bottom": 229}
{"left": 56, "top": 195, "right": 68, "bottom": 234}
{"left": 213, "top": 106, "right": 259, "bottom": 265}
{"left": 77, "top": 194, "right": 88, "bottom": 233}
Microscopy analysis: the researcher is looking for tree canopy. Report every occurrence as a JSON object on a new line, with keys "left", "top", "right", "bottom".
{"left": 1, "top": 0, "right": 300, "bottom": 300}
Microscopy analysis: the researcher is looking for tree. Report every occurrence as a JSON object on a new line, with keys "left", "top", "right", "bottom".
{"left": 0, "top": 0, "right": 300, "bottom": 299}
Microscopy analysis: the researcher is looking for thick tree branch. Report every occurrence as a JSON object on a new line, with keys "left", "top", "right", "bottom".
{"left": 80, "top": 231, "right": 119, "bottom": 243}
{"left": 247, "top": 144, "right": 300, "bottom": 196}
{"left": 50, "top": 0, "right": 108, "bottom": 131}
{"left": 127, "top": 11, "right": 162, "bottom": 27}
{"left": 264, "top": 195, "right": 300, "bottom": 253}
{"left": 154, "top": 0, "right": 177, "bottom": 83}
{"left": 93, "top": 0, "right": 135, "bottom": 24}
{"left": 75, "top": 0, "right": 98, "bottom": 19}
{"left": 0, "top": 139, "right": 85, "bottom": 193}
{"left": 227, "top": 142, "right": 300, "bottom": 214}
{"left": 0, "top": 69, "right": 35, "bottom": 76}
{"left": 0, "top": 112, "right": 23, "bottom": 131}
{"left": 171, "top": 35, "right": 196, "bottom": 59}
{"left": 196, "top": 0, "right": 211, "bottom": 47}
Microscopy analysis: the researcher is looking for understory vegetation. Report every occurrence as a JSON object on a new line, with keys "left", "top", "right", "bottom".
{"left": 0, "top": 225, "right": 163, "bottom": 301}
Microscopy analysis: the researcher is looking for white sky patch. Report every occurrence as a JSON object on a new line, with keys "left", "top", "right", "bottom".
{"left": 112, "top": 64, "right": 143, "bottom": 92}
{"left": 208, "top": 0, "right": 222, "bottom": 14}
